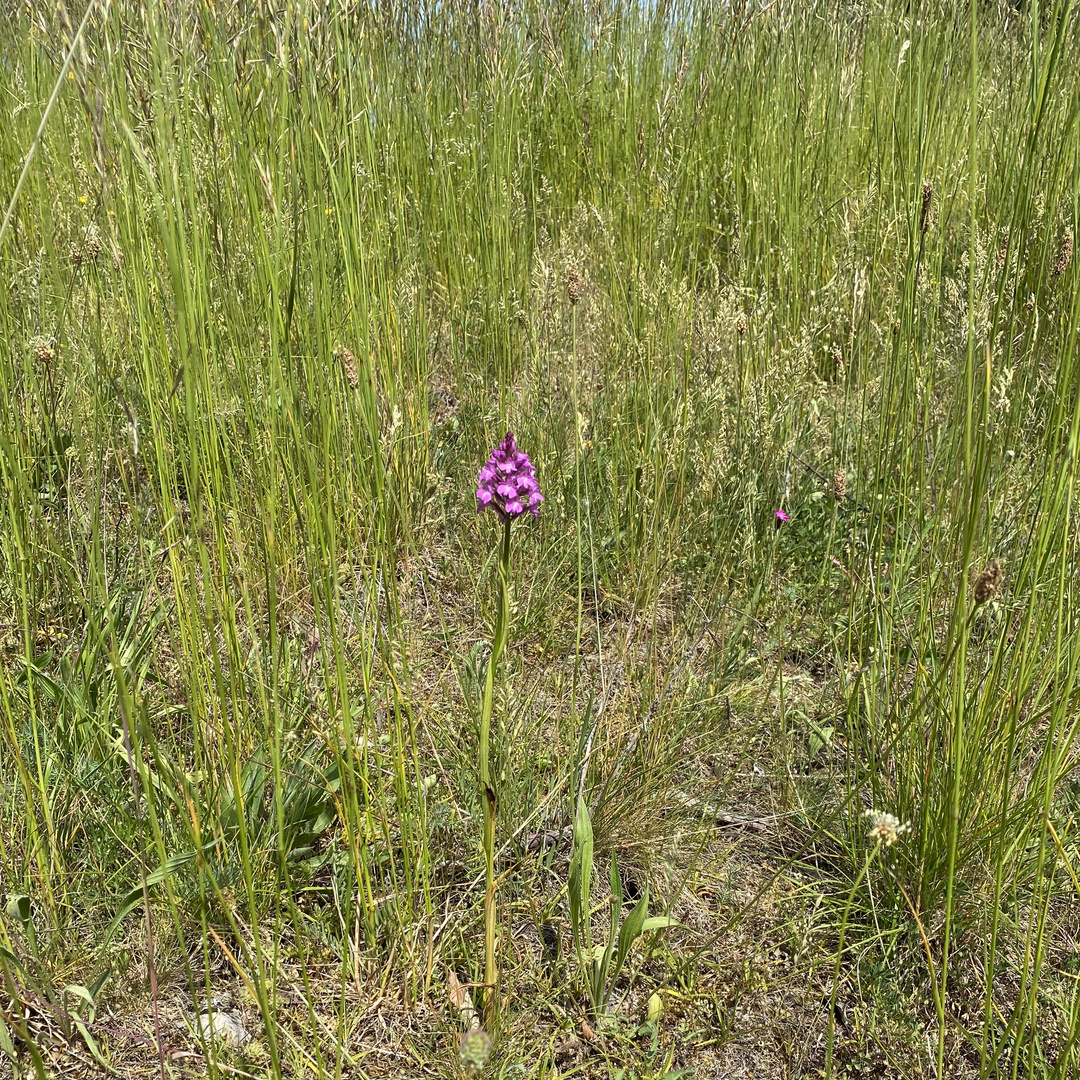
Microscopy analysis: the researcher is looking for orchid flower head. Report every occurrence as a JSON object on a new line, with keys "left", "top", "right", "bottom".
{"left": 476, "top": 432, "right": 543, "bottom": 521}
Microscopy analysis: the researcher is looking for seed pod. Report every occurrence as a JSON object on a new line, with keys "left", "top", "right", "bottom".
{"left": 832, "top": 468, "right": 847, "bottom": 501}
{"left": 31, "top": 336, "right": 55, "bottom": 365}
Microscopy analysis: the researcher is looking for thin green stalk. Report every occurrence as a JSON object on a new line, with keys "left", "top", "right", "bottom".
{"left": 479, "top": 516, "right": 512, "bottom": 1028}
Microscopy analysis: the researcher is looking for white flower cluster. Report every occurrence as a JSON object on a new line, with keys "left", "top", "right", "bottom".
{"left": 864, "top": 810, "right": 911, "bottom": 847}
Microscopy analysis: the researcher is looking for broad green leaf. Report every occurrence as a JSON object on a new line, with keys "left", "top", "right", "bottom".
{"left": 5, "top": 895, "right": 30, "bottom": 928}
{"left": 615, "top": 890, "right": 650, "bottom": 974}
{"left": 63, "top": 984, "right": 96, "bottom": 1023}
{"left": 73, "top": 1019, "right": 110, "bottom": 1072}
{"left": 641, "top": 916, "right": 676, "bottom": 932}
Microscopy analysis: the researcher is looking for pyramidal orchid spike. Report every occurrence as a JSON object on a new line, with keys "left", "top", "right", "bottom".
{"left": 476, "top": 431, "right": 544, "bottom": 521}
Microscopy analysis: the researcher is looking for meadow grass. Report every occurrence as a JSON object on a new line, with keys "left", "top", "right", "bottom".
{"left": 1, "top": 0, "right": 1080, "bottom": 1076}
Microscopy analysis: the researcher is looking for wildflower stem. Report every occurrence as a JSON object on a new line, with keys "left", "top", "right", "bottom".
{"left": 479, "top": 516, "right": 512, "bottom": 1028}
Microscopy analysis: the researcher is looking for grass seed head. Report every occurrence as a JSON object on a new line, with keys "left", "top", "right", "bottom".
{"left": 832, "top": 467, "right": 847, "bottom": 501}
{"left": 973, "top": 560, "right": 1002, "bottom": 605}
{"left": 335, "top": 345, "right": 359, "bottom": 388}
{"left": 1052, "top": 229, "right": 1073, "bottom": 276}
{"left": 69, "top": 241, "right": 84, "bottom": 268}
{"left": 919, "top": 180, "right": 933, "bottom": 234}
{"left": 567, "top": 267, "right": 583, "bottom": 305}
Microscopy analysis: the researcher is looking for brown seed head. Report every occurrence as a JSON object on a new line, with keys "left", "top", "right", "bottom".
{"left": 85, "top": 222, "right": 102, "bottom": 260}
{"left": 919, "top": 180, "right": 933, "bottom": 235}
{"left": 31, "top": 336, "right": 55, "bottom": 365}
{"left": 567, "top": 268, "right": 583, "bottom": 306}
{"left": 891, "top": 318, "right": 901, "bottom": 336}
{"left": 832, "top": 467, "right": 847, "bottom": 501}
{"left": 69, "top": 242, "right": 84, "bottom": 268}
{"left": 736, "top": 316, "right": 747, "bottom": 336}
{"left": 335, "top": 345, "right": 359, "bottom": 388}
{"left": 1052, "top": 229, "right": 1073, "bottom": 276}
{"left": 973, "top": 560, "right": 1002, "bottom": 605}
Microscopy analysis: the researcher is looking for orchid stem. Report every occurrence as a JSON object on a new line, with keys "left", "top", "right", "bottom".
{"left": 479, "top": 516, "right": 512, "bottom": 1028}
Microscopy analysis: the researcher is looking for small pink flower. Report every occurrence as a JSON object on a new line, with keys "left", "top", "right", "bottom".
{"left": 775, "top": 509, "right": 789, "bottom": 529}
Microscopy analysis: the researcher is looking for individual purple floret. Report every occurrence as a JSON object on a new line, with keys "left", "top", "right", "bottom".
{"left": 476, "top": 431, "right": 544, "bottom": 520}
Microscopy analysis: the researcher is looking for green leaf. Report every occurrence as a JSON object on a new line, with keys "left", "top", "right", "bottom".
{"left": 641, "top": 916, "right": 676, "bottom": 933}
{"left": 808, "top": 722, "right": 834, "bottom": 759}
{"left": 62, "top": 985, "right": 96, "bottom": 1024}
{"left": 73, "top": 1019, "right": 111, "bottom": 1072}
{"left": 0, "top": 1015, "right": 15, "bottom": 1059}
{"left": 104, "top": 845, "right": 208, "bottom": 945}
{"left": 5, "top": 894, "right": 30, "bottom": 928}
{"left": 573, "top": 798, "right": 593, "bottom": 937}
{"left": 568, "top": 852, "right": 583, "bottom": 951}
{"left": 614, "top": 890, "right": 650, "bottom": 976}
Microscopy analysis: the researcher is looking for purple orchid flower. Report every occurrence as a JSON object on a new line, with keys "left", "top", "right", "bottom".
{"left": 476, "top": 431, "right": 544, "bottom": 521}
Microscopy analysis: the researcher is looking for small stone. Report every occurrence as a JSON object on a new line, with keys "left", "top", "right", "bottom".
{"left": 195, "top": 1010, "right": 250, "bottom": 1047}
